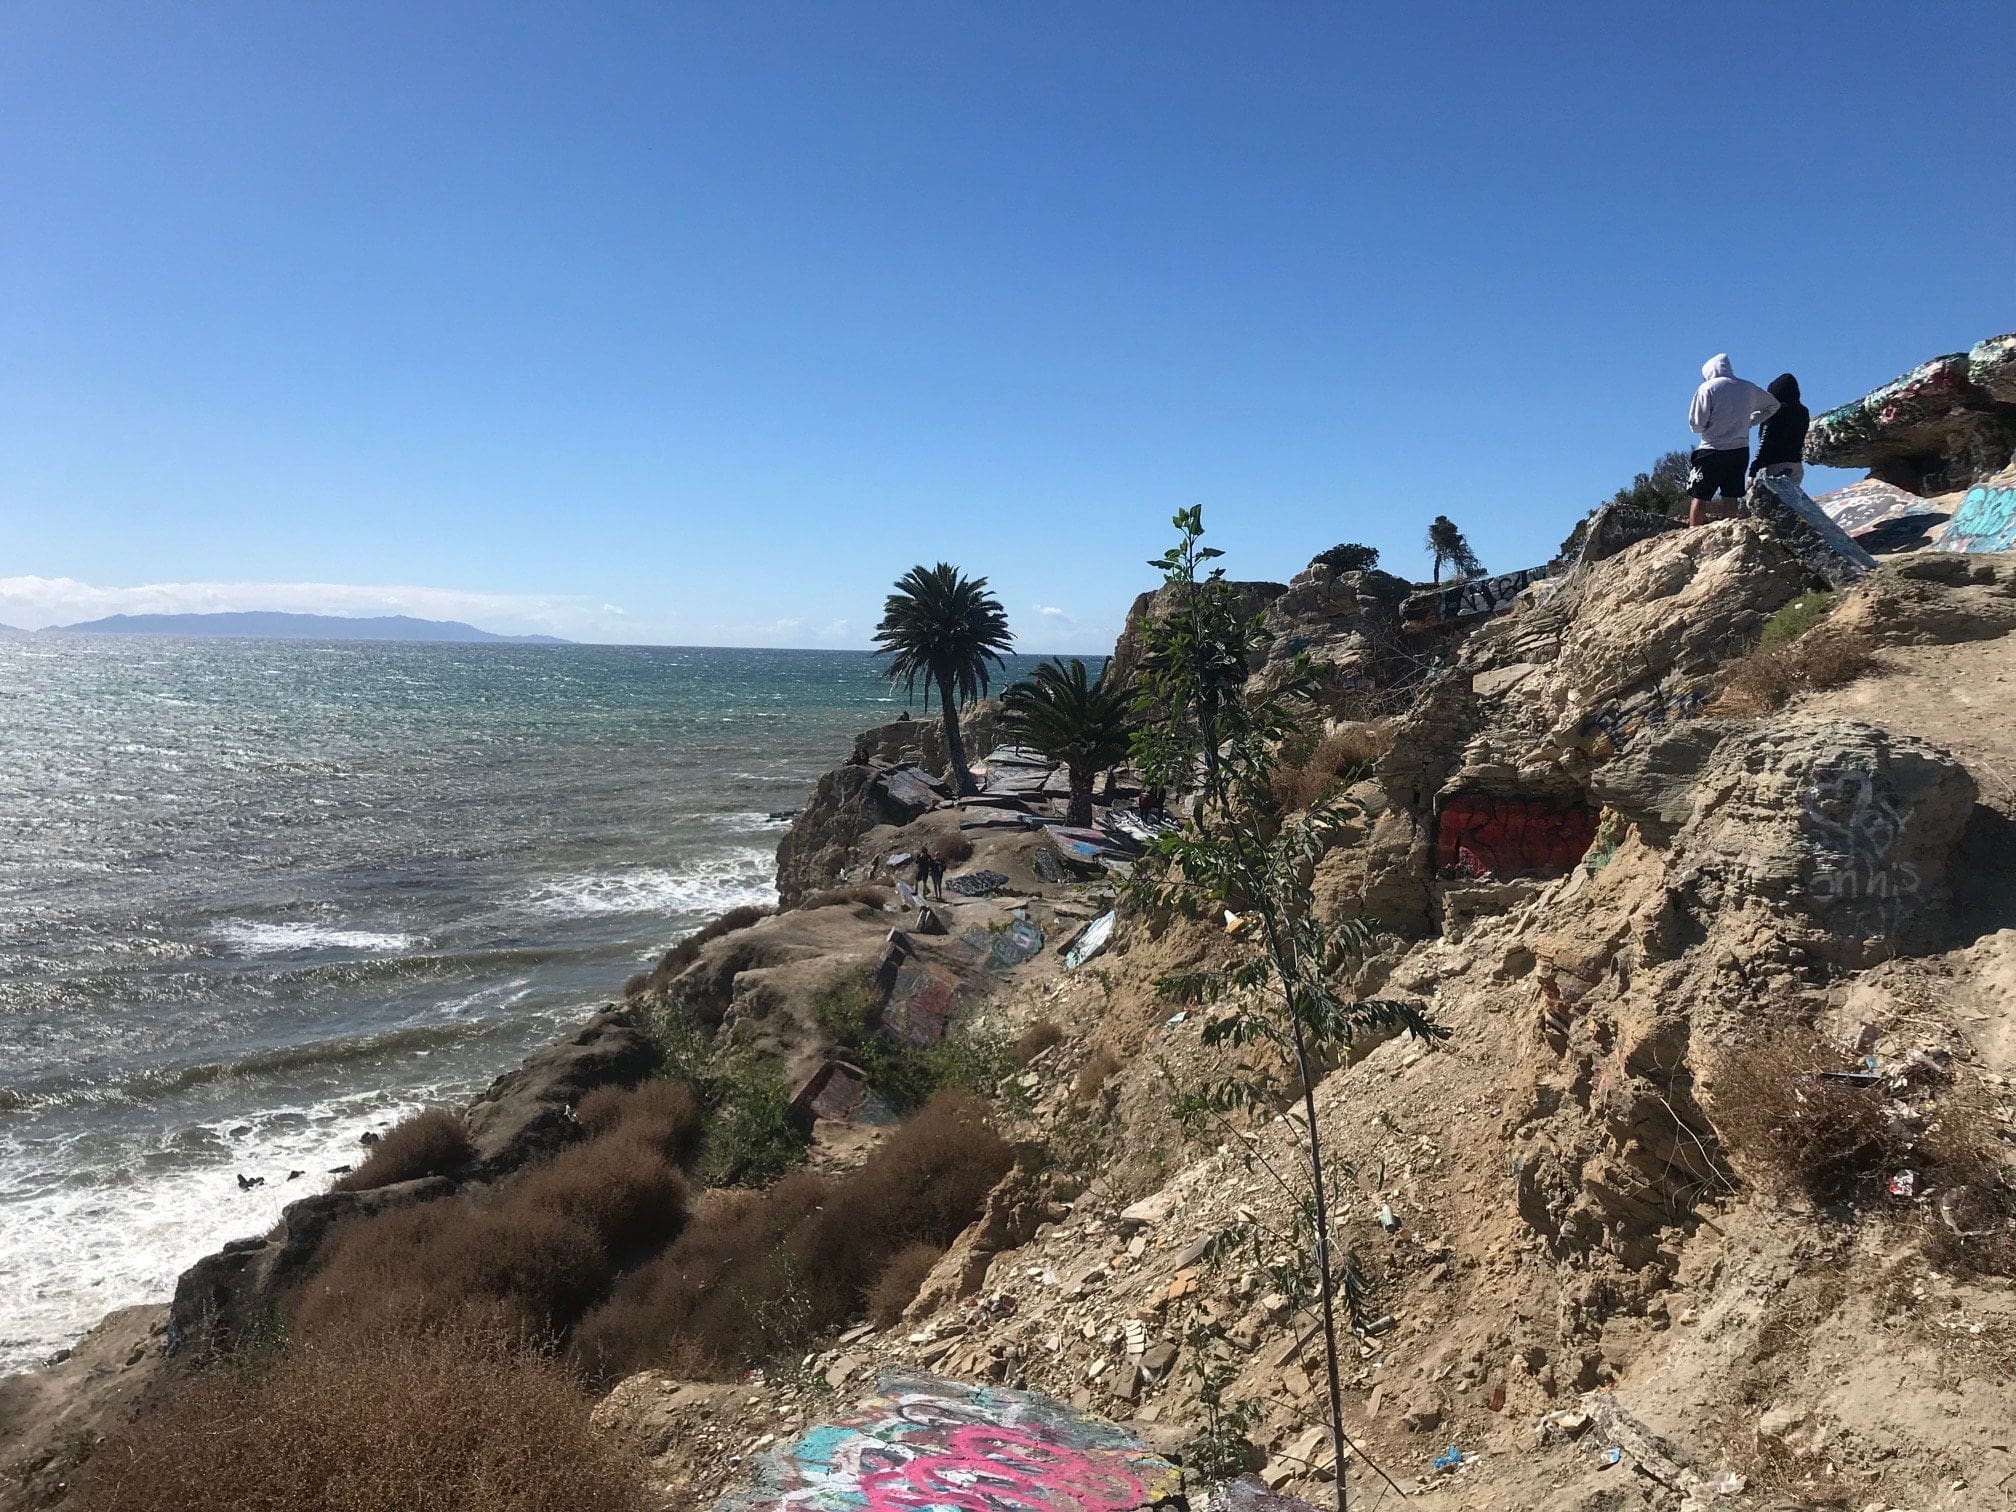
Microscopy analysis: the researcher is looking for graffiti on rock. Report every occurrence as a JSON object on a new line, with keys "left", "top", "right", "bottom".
{"left": 1933, "top": 483, "right": 2016, "bottom": 555}
{"left": 1404, "top": 565, "right": 1550, "bottom": 627}
{"left": 1802, "top": 767, "right": 1919, "bottom": 936}
{"left": 1577, "top": 682, "right": 1707, "bottom": 754}
{"left": 1435, "top": 793, "right": 1600, "bottom": 880}
{"left": 714, "top": 1370, "right": 1183, "bottom": 1512}
{"left": 884, "top": 960, "right": 958, "bottom": 1045}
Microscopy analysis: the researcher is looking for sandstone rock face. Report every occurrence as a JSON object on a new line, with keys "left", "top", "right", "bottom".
{"left": 463, "top": 1008, "right": 659, "bottom": 1174}
{"left": 1106, "top": 578, "right": 1287, "bottom": 689}
{"left": 850, "top": 717, "right": 946, "bottom": 774}
{"left": 1245, "top": 565, "right": 1412, "bottom": 712}
{"left": 1805, "top": 334, "right": 2016, "bottom": 493}
{"left": 1832, "top": 549, "right": 2016, "bottom": 646}
{"left": 1597, "top": 718, "right": 1977, "bottom": 961}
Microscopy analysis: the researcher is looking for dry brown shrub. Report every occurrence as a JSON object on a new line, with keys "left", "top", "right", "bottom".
{"left": 510, "top": 1139, "right": 690, "bottom": 1259}
{"left": 332, "top": 1108, "right": 473, "bottom": 1193}
{"left": 634, "top": 905, "right": 772, "bottom": 995}
{"left": 70, "top": 1325, "right": 648, "bottom": 1512}
{"left": 1074, "top": 1046, "right": 1122, "bottom": 1104}
{"left": 575, "top": 1077, "right": 704, "bottom": 1163}
{"left": 1713, "top": 630, "right": 1878, "bottom": 716}
{"left": 571, "top": 1092, "right": 1011, "bottom": 1382}
{"left": 1269, "top": 723, "right": 1390, "bottom": 813}
{"left": 1012, "top": 1020, "right": 1066, "bottom": 1065}
{"left": 935, "top": 831, "right": 975, "bottom": 865}
{"left": 868, "top": 1242, "right": 943, "bottom": 1326}
{"left": 1712, "top": 1034, "right": 1916, "bottom": 1204}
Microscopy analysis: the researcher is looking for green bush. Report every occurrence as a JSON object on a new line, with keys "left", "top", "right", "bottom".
{"left": 1759, "top": 591, "right": 1837, "bottom": 648}
{"left": 698, "top": 1057, "right": 805, "bottom": 1187}
{"left": 814, "top": 971, "right": 1014, "bottom": 1111}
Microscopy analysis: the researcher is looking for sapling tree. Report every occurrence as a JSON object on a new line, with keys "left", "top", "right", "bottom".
{"left": 1425, "top": 515, "right": 1484, "bottom": 584}
{"left": 1128, "top": 508, "right": 1445, "bottom": 1512}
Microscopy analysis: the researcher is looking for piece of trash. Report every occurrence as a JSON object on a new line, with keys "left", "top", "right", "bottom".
{"left": 1223, "top": 909, "right": 1250, "bottom": 935}
{"left": 1377, "top": 1204, "right": 1401, "bottom": 1233}
{"left": 1431, "top": 1445, "right": 1463, "bottom": 1473}
{"left": 1710, "top": 1469, "right": 1747, "bottom": 1495}
{"left": 1163, "top": 1011, "right": 1188, "bottom": 1029}
{"left": 1816, "top": 1070, "right": 1882, "bottom": 1086}
{"left": 1487, "top": 1382, "right": 1506, "bottom": 1412}
{"left": 1360, "top": 1314, "right": 1397, "bottom": 1337}
{"left": 1600, "top": 1445, "right": 1623, "bottom": 1467}
{"left": 1888, "top": 1169, "right": 1917, "bottom": 1198}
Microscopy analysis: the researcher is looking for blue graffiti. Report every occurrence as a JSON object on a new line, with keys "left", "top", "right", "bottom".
{"left": 1937, "top": 484, "right": 2016, "bottom": 555}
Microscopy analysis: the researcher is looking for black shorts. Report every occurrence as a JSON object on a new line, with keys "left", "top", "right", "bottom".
{"left": 1688, "top": 446, "right": 1749, "bottom": 501}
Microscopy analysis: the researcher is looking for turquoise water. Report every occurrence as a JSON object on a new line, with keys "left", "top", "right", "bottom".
{"left": 0, "top": 636, "right": 1049, "bottom": 1370}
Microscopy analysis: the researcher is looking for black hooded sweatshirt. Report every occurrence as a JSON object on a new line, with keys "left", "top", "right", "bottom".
{"left": 1751, "top": 373, "right": 1809, "bottom": 472}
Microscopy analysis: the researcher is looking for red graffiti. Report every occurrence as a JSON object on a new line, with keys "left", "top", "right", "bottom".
{"left": 1435, "top": 793, "right": 1597, "bottom": 880}
{"left": 858, "top": 1423, "right": 1150, "bottom": 1512}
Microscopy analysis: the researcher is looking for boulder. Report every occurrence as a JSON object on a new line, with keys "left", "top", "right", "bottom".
{"left": 1805, "top": 337, "right": 2016, "bottom": 493}
{"left": 1598, "top": 718, "right": 1977, "bottom": 961}
{"left": 1245, "top": 565, "right": 1412, "bottom": 711}
{"left": 1813, "top": 478, "right": 1950, "bottom": 554}
{"left": 1933, "top": 465, "right": 2016, "bottom": 556}
{"left": 463, "top": 1007, "right": 658, "bottom": 1173}
{"left": 775, "top": 762, "right": 947, "bottom": 906}
{"left": 850, "top": 716, "right": 946, "bottom": 774}
{"left": 1742, "top": 472, "right": 1877, "bottom": 588}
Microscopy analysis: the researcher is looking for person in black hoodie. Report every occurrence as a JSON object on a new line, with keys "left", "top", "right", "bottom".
{"left": 1749, "top": 373, "right": 1810, "bottom": 486}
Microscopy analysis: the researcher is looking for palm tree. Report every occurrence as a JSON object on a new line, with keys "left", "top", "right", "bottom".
{"left": 873, "top": 564, "right": 1013, "bottom": 797}
{"left": 1425, "top": 515, "right": 1485, "bottom": 584}
{"left": 999, "top": 657, "right": 1137, "bottom": 826}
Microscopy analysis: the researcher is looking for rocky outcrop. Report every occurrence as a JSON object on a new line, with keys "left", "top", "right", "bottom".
{"left": 1832, "top": 549, "right": 2016, "bottom": 646}
{"left": 846, "top": 700, "right": 1003, "bottom": 779}
{"left": 1806, "top": 332, "right": 2016, "bottom": 493}
{"left": 1106, "top": 579, "right": 1288, "bottom": 689}
{"left": 774, "top": 762, "right": 948, "bottom": 907}
{"left": 165, "top": 1008, "right": 654, "bottom": 1359}
{"left": 1245, "top": 564, "right": 1413, "bottom": 711}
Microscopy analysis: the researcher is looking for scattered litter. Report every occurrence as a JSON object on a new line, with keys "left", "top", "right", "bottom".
{"left": 1163, "top": 1010, "right": 1189, "bottom": 1030}
{"left": 1359, "top": 1314, "right": 1397, "bottom": 1337}
{"left": 1888, "top": 1169, "right": 1917, "bottom": 1198}
{"left": 1431, "top": 1445, "right": 1464, "bottom": 1473}
{"left": 1064, "top": 910, "right": 1116, "bottom": 969}
{"left": 1377, "top": 1204, "right": 1401, "bottom": 1234}
{"left": 1600, "top": 1445, "right": 1623, "bottom": 1468}
{"left": 1816, "top": 1070, "right": 1882, "bottom": 1086}
{"left": 1710, "top": 1469, "right": 1747, "bottom": 1495}
{"left": 947, "top": 869, "right": 1009, "bottom": 897}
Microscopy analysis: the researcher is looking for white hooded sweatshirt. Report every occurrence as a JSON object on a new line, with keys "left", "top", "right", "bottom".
{"left": 1689, "top": 354, "right": 1779, "bottom": 451}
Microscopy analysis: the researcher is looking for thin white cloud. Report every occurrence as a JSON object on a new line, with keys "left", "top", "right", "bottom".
{"left": 0, "top": 575, "right": 618, "bottom": 640}
{"left": 1032, "top": 603, "right": 1073, "bottom": 621}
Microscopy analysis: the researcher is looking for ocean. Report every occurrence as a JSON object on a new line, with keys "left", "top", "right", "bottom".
{"left": 0, "top": 636, "right": 1048, "bottom": 1373}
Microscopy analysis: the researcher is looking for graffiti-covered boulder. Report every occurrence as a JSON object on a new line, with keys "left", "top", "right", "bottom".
{"left": 1599, "top": 718, "right": 1976, "bottom": 963}
{"left": 1932, "top": 465, "right": 2016, "bottom": 556}
{"left": 1743, "top": 471, "right": 1877, "bottom": 588}
{"left": 1814, "top": 478, "right": 1951, "bottom": 554}
{"left": 1805, "top": 335, "right": 2016, "bottom": 494}
{"left": 712, "top": 1370, "right": 1184, "bottom": 1512}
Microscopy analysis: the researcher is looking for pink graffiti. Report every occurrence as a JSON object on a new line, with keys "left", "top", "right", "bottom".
{"left": 857, "top": 1423, "right": 1150, "bottom": 1512}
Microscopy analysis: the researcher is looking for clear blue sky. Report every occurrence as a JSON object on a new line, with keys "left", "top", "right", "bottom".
{"left": 4, "top": 2, "right": 2009, "bottom": 650}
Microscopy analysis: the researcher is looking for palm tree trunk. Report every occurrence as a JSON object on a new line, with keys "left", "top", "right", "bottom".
{"left": 939, "top": 681, "right": 974, "bottom": 796}
{"left": 1066, "top": 765, "right": 1094, "bottom": 827}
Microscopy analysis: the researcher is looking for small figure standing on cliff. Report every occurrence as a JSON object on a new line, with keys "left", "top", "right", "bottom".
{"left": 1686, "top": 354, "right": 1780, "bottom": 526}
{"left": 913, "top": 845, "right": 945, "bottom": 900}
{"left": 1748, "top": 373, "right": 1810, "bottom": 488}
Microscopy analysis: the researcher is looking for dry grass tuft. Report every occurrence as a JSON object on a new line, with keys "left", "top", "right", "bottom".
{"left": 934, "top": 832, "right": 975, "bottom": 866}
{"left": 69, "top": 1325, "right": 648, "bottom": 1512}
{"left": 867, "top": 1242, "right": 944, "bottom": 1327}
{"left": 1073, "top": 1046, "right": 1122, "bottom": 1105}
{"left": 1712, "top": 629, "right": 1879, "bottom": 717}
{"left": 1269, "top": 723, "right": 1391, "bottom": 813}
{"left": 570, "top": 1091, "right": 1012, "bottom": 1381}
{"left": 332, "top": 1109, "right": 473, "bottom": 1193}
{"left": 1712, "top": 1033, "right": 1914, "bottom": 1204}
{"left": 575, "top": 1077, "right": 704, "bottom": 1164}
{"left": 1012, "top": 1020, "right": 1067, "bottom": 1066}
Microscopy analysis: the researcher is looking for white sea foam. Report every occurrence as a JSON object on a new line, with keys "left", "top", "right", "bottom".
{"left": 213, "top": 921, "right": 420, "bottom": 955}
{"left": 520, "top": 848, "right": 777, "bottom": 919}
{"left": 0, "top": 1086, "right": 451, "bottom": 1373}
{"left": 706, "top": 810, "right": 793, "bottom": 831}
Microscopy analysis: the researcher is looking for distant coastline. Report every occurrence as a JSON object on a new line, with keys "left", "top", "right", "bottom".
{"left": 41, "top": 610, "right": 569, "bottom": 644}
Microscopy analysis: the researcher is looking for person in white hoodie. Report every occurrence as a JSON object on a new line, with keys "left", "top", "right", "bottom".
{"left": 1685, "top": 354, "right": 1779, "bottom": 526}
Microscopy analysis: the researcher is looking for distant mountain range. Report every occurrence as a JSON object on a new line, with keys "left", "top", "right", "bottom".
{"left": 46, "top": 612, "right": 569, "bottom": 644}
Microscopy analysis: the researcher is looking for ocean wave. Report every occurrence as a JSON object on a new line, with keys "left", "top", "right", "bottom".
{"left": 214, "top": 921, "right": 420, "bottom": 956}
{"left": 519, "top": 849, "right": 776, "bottom": 919}
{"left": 706, "top": 810, "right": 794, "bottom": 832}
